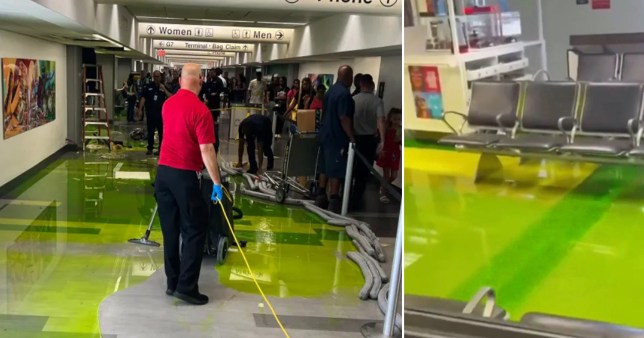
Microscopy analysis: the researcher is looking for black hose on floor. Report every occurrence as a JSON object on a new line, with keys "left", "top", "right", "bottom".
{"left": 232, "top": 206, "right": 243, "bottom": 220}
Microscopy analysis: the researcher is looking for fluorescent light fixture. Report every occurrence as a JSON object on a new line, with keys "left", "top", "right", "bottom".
{"left": 256, "top": 21, "right": 306, "bottom": 26}
{"left": 136, "top": 16, "right": 305, "bottom": 26}
{"left": 92, "top": 33, "right": 126, "bottom": 48}
{"left": 137, "top": 16, "right": 255, "bottom": 24}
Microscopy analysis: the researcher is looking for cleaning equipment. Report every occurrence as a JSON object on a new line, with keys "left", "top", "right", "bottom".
{"left": 128, "top": 204, "right": 161, "bottom": 247}
{"left": 216, "top": 200, "right": 290, "bottom": 338}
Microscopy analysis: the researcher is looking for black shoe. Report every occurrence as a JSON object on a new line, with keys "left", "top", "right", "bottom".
{"left": 146, "top": 149, "right": 153, "bottom": 155}
{"left": 166, "top": 288, "right": 174, "bottom": 296}
{"left": 328, "top": 196, "right": 342, "bottom": 214}
{"left": 315, "top": 194, "right": 329, "bottom": 209}
{"left": 173, "top": 291, "right": 209, "bottom": 305}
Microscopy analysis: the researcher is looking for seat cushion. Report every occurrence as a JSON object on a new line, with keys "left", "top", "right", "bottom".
{"left": 521, "top": 313, "right": 644, "bottom": 338}
{"left": 559, "top": 138, "right": 633, "bottom": 156}
{"left": 438, "top": 133, "right": 505, "bottom": 147}
{"left": 494, "top": 134, "right": 568, "bottom": 151}
{"left": 406, "top": 295, "right": 507, "bottom": 320}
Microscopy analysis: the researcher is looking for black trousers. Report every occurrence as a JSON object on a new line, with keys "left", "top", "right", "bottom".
{"left": 210, "top": 108, "right": 221, "bottom": 153}
{"left": 147, "top": 112, "right": 163, "bottom": 151}
{"left": 247, "top": 135, "right": 274, "bottom": 174}
{"left": 351, "top": 135, "right": 379, "bottom": 204}
{"left": 155, "top": 165, "right": 207, "bottom": 294}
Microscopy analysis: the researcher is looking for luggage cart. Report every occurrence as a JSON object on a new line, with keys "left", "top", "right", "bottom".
{"left": 263, "top": 132, "right": 320, "bottom": 203}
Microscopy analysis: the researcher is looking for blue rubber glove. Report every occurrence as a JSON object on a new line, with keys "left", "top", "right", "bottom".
{"left": 211, "top": 184, "right": 223, "bottom": 202}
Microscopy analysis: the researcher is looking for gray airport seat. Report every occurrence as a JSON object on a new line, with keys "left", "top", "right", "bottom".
{"left": 559, "top": 82, "right": 643, "bottom": 156}
{"left": 494, "top": 82, "right": 578, "bottom": 152}
{"left": 577, "top": 53, "right": 619, "bottom": 82}
{"left": 521, "top": 313, "right": 644, "bottom": 338}
{"left": 621, "top": 53, "right": 644, "bottom": 82}
{"left": 439, "top": 81, "right": 521, "bottom": 148}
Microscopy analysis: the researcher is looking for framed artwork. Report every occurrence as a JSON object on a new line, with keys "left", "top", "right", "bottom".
{"left": 2, "top": 58, "right": 56, "bottom": 139}
{"left": 307, "top": 73, "right": 334, "bottom": 90}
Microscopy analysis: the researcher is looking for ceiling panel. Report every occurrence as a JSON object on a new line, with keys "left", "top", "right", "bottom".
{"left": 127, "top": 5, "right": 330, "bottom": 27}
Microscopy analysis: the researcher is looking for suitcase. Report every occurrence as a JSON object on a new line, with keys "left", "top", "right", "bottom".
{"left": 200, "top": 171, "right": 233, "bottom": 265}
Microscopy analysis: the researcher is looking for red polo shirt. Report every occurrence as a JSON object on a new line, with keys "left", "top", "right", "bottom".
{"left": 159, "top": 89, "right": 215, "bottom": 171}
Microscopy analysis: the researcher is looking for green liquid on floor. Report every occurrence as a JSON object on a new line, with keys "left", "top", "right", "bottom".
{"left": 404, "top": 147, "right": 644, "bottom": 328}
{"left": 0, "top": 151, "right": 363, "bottom": 336}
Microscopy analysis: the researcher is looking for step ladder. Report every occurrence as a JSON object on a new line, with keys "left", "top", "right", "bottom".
{"left": 82, "top": 157, "right": 110, "bottom": 219}
{"left": 82, "top": 64, "right": 111, "bottom": 151}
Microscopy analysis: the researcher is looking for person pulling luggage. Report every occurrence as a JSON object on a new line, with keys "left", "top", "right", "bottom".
{"left": 236, "top": 114, "right": 274, "bottom": 175}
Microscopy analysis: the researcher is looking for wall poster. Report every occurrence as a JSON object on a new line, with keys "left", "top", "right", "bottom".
{"left": 2, "top": 58, "right": 56, "bottom": 139}
{"left": 307, "top": 73, "right": 334, "bottom": 91}
{"left": 408, "top": 65, "right": 444, "bottom": 119}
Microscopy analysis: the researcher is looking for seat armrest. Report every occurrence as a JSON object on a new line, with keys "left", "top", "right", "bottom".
{"left": 532, "top": 69, "right": 551, "bottom": 81}
{"left": 558, "top": 116, "right": 578, "bottom": 143}
{"left": 495, "top": 113, "right": 519, "bottom": 137}
{"left": 442, "top": 111, "right": 468, "bottom": 135}
{"left": 628, "top": 118, "right": 644, "bottom": 146}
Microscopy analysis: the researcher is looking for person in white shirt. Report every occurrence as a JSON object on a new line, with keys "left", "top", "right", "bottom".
{"left": 247, "top": 71, "right": 267, "bottom": 107}
{"left": 350, "top": 74, "right": 386, "bottom": 210}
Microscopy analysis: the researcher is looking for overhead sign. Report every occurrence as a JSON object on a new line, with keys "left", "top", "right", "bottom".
{"left": 165, "top": 55, "right": 225, "bottom": 60}
{"left": 282, "top": 0, "right": 400, "bottom": 13}
{"left": 153, "top": 40, "right": 255, "bottom": 53}
{"left": 156, "top": 49, "right": 237, "bottom": 57}
{"left": 141, "top": 23, "right": 292, "bottom": 43}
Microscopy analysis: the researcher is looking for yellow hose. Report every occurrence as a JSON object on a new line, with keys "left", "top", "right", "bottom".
{"left": 216, "top": 188, "right": 290, "bottom": 338}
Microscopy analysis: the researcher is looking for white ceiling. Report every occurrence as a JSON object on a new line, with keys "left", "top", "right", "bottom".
{"left": 125, "top": 5, "right": 328, "bottom": 28}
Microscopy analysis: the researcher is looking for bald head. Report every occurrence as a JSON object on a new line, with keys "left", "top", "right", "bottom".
{"left": 180, "top": 63, "right": 203, "bottom": 95}
{"left": 152, "top": 70, "right": 161, "bottom": 84}
{"left": 338, "top": 65, "right": 353, "bottom": 88}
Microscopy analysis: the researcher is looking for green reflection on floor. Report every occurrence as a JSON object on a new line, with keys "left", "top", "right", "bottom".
{"left": 404, "top": 147, "right": 644, "bottom": 328}
{"left": 0, "top": 151, "right": 362, "bottom": 336}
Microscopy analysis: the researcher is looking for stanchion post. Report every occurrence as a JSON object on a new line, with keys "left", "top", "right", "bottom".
{"left": 383, "top": 214, "right": 403, "bottom": 336}
{"left": 341, "top": 143, "right": 356, "bottom": 216}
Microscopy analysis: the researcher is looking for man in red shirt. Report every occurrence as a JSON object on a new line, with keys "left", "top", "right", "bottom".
{"left": 154, "top": 63, "right": 223, "bottom": 305}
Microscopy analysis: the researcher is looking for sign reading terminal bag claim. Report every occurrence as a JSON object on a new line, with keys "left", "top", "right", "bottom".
{"left": 153, "top": 40, "right": 255, "bottom": 53}
{"left": 141, "top": 24, "right": 293, "bottom": 43}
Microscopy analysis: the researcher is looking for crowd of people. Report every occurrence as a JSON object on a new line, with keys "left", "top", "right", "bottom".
{"left": 151, "top": 63, "right": 401, "bottom": 306}
{"left": 126, "top": 65, "right": 401, "bottom": 212}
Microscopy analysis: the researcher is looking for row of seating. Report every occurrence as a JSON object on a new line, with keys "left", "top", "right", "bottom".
{"left": 574, "top": 51, "right": 644, "bottom": 82}
{"left": 439, "top": 80, "right": 644, "bottom": 159}
{"left": 406, "top": 291, "right": 644, "bottom": 338}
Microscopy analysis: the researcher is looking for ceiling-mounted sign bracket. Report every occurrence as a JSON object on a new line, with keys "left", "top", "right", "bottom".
{"left": 140, "top": 23, "right": 293, "bottom": 43}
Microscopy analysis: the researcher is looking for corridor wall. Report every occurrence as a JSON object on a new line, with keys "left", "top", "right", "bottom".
{"left": 0, "top": 29, "right": 68, "bottom": 187}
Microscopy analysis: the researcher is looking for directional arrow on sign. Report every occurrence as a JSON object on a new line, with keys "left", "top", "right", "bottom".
{"left": 276, "top": 31, "right": 284, "bottom": 40}
{"left": 243, "top": 46, "right": 248, "bottom": 50}
{"left": 147, "top": 26, "right": 155, "bottom": 35}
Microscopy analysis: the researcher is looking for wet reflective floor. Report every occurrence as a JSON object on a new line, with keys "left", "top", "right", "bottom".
{"left": 0, "top": 144, "right": 366, "bottom": 336}
{"left": 404, "top": 144, "right": 644, "bottom": 327}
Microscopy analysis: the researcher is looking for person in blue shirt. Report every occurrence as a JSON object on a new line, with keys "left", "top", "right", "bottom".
{"left": 316, "top": 65, "right": 356, "bottom": 214}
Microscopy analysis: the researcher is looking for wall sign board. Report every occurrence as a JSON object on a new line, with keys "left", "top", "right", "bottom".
{"left": 141, "top": 24, "right": 292, "bottom": 43}
{"left": 592, "top": 0, "right": 610, "bottom": 9}
{"left": 153, "top": 40, "right": 255, "bottom": 53}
